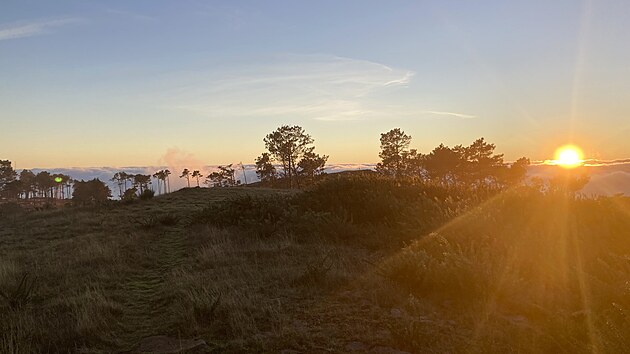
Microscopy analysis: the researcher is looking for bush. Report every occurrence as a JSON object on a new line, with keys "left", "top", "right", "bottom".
{"left": 193, "top": 195, "right": 295, "bottom": 237}
{"left": 121, "top": 188, "right": 138, "bottom": 203}
{"left": 139, "top": 189, "right": 155, "bottom": 201}
{"left": 293, "top": 175, "right": 476, "bottom": 243}
{"left": 192, "top": 175, "right": 479, "bottom": 244}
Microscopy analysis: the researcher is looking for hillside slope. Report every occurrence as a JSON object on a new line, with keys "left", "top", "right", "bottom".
{"left": 1, "top": 181, "right": 630, "bottom": 353}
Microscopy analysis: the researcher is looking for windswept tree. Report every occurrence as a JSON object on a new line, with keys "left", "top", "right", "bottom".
{"left": 263, "top": 125, "right": 314, "bottom": 188}
{"left": 255, "top": 153, "right": 276, "bottom": 184}
{"left": 218, "top": 164, "right": 236, "bottom": 186}
{"left": 111, "top": 172, "right": 126, "bottom": 198}
{"left": 153, "top": 171, "right": 163, "bottom": 195}
{"left": 180, "top": 168, "right": 191, "bottom": 188}
{"left": 152, "top": 170, "right": 169, "bottom": 195}
{"left": 164, "top": 169, "right": 172, "bottom": 193}
{"left": 122, "top": 172, "right": 133, "bottom": 192}
{"left": 72, "top": 179, "right": 112, "bottom": 205}
{"left": 205, "top": 164, "right": 236, "bottom": 187}
{"left": 111, "top": 171, "right": 132, "bottom": 196}
{"left": 376, "top": 128, "right": 413, "bottom": 178}
{"left": 132, "top": 174, "right": 152, "bottom": 195}
{"left": 191, "top": 170, "right": 203, "bottom": 187}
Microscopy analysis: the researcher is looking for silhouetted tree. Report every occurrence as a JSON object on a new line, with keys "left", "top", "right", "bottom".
{"left": 111, "top": 172, "right": 127, "bottom": 198}
{"left": 35, "top": 171, "right": 55, "bottom": 198}
{"left": 72, "top": 179, "right": 112, "bottom": 205}
{"left": 18, "top": 170, "right": 36, "bottom": 199}
{"left": 255, "top": 153, "right": 277, "bottom": 184}
{"left": 3, "top": 179, "right": 21, "bottom": 199}
{"left": 192, "top": 170, "right": 203, "bottom": 187}
{"left": 263, "top": 125, "right": 314, "bottom": 188}
{"left": 423, "top": 144, "right": 464, "bottom": 185}
{"left": 376, "top": 128, "right": 413, "bottom": 178}
{"left": 121, "top": 172, "right": 133, "bottom": 193}
{"left": 460, "top": 138, "right": 505, "bottom": 187}
{"left": 51, "top": 173, "right": 71, "bottom": 199}
{"left": 219, "top": 164, "right": 236, "bottom": 186}
{"left": 160, "top": 170, "right": 169, "bottom": 194}
{"left": 400, "top": 149, "right": 426, "bottom": 179}
{"left": 163, "top": 169, "right": 171, "bottom": 193}
{"left": 132, "top": 174, "right": 151, "bottom": 194}
{"left": 180, "top": 168, "right": 191, "bottom": 188}
{"left": 0, "top": 160, "right": 17, "bottom": 197}
{"left": 152, "top": 170, "right": 169, "bottom": 195}
{"left": 58, "top": 174, "right": 72, "bottom": 199}
{"left": 297, "top": 150, "right": 328, "bottom": 185}
{"left": 205, "top": 165, "right": 236, "bottom": 187}
{"left": 153, "top": 171, "right": 163, "bottom": 195}
{"left": 503, "top": 157, "right": 530, "bottom": 186}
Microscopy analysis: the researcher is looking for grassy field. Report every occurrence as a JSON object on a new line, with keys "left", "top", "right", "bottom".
{"left": 0, "top": 187, "right": 404, "bottom": 353}
{"left": 1, "top": 179, "right": 630, "bottom": 353}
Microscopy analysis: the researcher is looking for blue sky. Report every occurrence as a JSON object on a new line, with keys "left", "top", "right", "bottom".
{"left": 1, "top": 0, "right": 629, "bottom": 168}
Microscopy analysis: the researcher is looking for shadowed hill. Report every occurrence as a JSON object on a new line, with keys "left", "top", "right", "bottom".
{"left": 1, "top": 179, "right": 629, "bottom": 353}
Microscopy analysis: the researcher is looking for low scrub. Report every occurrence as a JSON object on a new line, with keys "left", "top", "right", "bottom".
{"left": 193, "top": 175, "right": 470, "bottom": 243}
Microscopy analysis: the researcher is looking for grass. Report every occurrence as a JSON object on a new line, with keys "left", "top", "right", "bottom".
{"left": 1, "top": 181, "right": 629, "bottom": 353}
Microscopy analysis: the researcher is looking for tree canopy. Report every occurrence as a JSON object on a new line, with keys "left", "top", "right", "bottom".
{"left": 376, "top": 128, "right": 413, "bottom": 178}
{"left": 72, "top": 179, "right": 112, "bottom": 204}
{"left": 376, "top": 128, "right": 531, "bottom": 189}
{"left": 261, "top": 125, "right": 327, "bottom": 188}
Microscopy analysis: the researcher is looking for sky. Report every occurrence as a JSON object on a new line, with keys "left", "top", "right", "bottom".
{"left": 1, "top": 0, "right": 629, "bottom": 169}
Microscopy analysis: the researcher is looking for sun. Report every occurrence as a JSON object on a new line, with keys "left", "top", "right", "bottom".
{"left": 554, "top": 145, "right": 584, "bottom": 168}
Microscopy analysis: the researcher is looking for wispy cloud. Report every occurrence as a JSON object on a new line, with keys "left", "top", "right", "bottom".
{"left": 154, "top": 54, "right": 415, "bottom": 122}
{"left": 532, "top": 158, "right": 630, "bottom": 168}
{"left": 105, "top": 9, "right": 158, "bottom": 22}
{"left": 157, "top": 147, "right": 203, "bottom": 169}
{"left": 0, "top": 18, "right": 84, "bottom": 41}
{"left": 422, "top": 110, "right": 477, "bottom": 119}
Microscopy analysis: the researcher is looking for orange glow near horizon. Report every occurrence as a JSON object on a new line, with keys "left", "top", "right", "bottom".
{"left": 553, "top": 145, "right": 584, "bottom": 168}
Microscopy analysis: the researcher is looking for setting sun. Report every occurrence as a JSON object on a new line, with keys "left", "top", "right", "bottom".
{"left": 554, "top": 145, "right": 584, "bottom": 168}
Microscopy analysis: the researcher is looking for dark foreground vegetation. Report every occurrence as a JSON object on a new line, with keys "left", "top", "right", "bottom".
{"left": 1, "top": 174, "right": 629, "bottom": 353}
